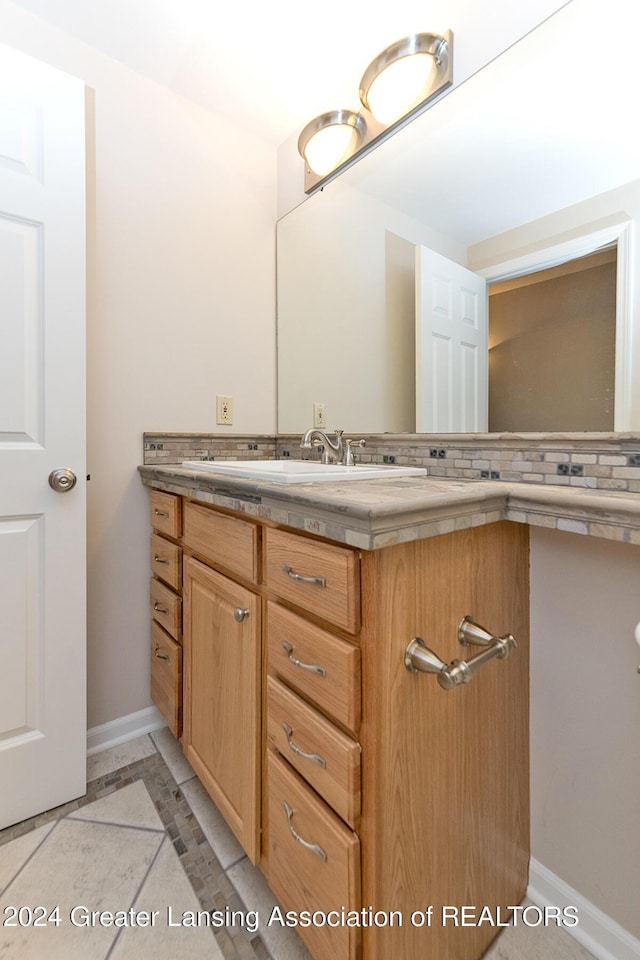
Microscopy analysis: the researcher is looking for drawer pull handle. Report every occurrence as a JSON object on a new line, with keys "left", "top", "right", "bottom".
{"left": 154, "top": 643, "right": 170, "bottom": 662}
{"left": 154, "top": 554, "right": 170, "bottom": 564}
{"left": 234, "top": 607, "right": 250, "bottom": 623}
{"left": 283, "top": 801, "right": 327, "bottom": 862}
{"left": 282, "top": 564, "right": 326, "bottom": 588}
{"left": 282, "top": 723, "right": 326, "bottom": 768}
{"left": 153, "top": 601, "right": 169, "bottom": 614}
{"left": 282, "top": 641, "right": 326, "bottom": 677}
{"left": 154, "top": 509, "right": 170, "bottom": 518}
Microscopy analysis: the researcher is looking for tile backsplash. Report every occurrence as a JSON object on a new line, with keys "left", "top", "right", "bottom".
{"left": 143, "top": 432, "right": 640, "bottom": 493}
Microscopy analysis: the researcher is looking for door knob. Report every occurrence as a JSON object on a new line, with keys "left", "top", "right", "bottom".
{"left": 48, "top": 468, "right": 77, "bottom": 493}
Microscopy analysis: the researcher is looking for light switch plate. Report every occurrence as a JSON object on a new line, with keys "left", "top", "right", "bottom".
{"left": 313, "top": 402, "right": 326, "bottom": 428}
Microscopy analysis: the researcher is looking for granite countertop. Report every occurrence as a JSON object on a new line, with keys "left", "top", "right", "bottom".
{"left": 138, "top": 463, "right": 640, "bottom": 550}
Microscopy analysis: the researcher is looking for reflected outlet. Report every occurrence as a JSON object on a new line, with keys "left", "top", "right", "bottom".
{"left": 216, "top": 395, "right": 233, "bottom": 425}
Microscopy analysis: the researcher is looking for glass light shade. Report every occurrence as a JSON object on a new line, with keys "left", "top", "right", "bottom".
{"left": 303, "top": 123, "right": 359, "bottom": 176}
{"left": 299, "top": 114, "right": 364, "bottom": 176}
{"left": 365, "top": 53, "right": 436, "bottom": 124}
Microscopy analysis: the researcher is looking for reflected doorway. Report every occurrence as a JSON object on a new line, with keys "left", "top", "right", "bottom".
{"left": 487, "top": 247, "right": 617, "bottom": 432}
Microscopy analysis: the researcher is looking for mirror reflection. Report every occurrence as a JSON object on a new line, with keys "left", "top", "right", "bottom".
{"left": 276, "top": 1, "right": 640, "bottom": 434}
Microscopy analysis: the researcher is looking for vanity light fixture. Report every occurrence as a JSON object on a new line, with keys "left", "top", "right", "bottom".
{"left": 359, "top": 32, "right": 449, "bottom": 124}
{"left": 298, "top": 109, "right": 366, "bottom": 177}
{"left": 298, "top": 30, "right": 452, "bottom": 194}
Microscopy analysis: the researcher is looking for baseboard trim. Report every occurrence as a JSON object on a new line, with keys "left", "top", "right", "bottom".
{"left": 528, "top": 857, "right": 640, "bottom": 960}
{"left": 86, "top": 706, "right": 165, "bottom": 756}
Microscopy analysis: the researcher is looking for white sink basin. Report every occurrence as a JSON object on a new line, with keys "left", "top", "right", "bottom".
{"left": 181, "top": 459, "right": 427, "bottom": 484}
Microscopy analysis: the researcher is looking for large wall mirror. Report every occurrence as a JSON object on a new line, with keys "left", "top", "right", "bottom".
{"left": 277, "top": 0, "right": 640, "bottom": 435}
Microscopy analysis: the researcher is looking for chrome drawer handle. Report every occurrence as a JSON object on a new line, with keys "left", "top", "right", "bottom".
{"left": 282, "top": 565, "right": 326, "bottom": 588}
{"left": 282, "top": 723, "right": 326, "bottom": 768}
{"left": 283, "top": 802, "right": 327, "bottom": 862}
{"left": 153, "top": 601, "right": 169, "bottom": 614}
{"left": 154, "top": 643, "right": 170, "bottom": 662}
{"left": 154, "top": 509, "right": 170, "bottom": 518}
{"left": 153, "top": 555, "right": 169, "bottom": 564}
{"left": 282, "top": 641, "right": 326, "bottom": 677}
{"left": 234, "top": 607, "right": 250, "bottom": 623}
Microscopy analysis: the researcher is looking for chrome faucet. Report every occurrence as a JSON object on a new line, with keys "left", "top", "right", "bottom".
{"left": 300, "top": 429, "right": 367, "bottom": 466}
{"left": 300, "top": 428, "right": 344, "bottom": 464}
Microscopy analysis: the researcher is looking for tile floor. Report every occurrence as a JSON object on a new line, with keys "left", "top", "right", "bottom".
{"left": 0, "top": 729, "right": 597, "bottom": 960}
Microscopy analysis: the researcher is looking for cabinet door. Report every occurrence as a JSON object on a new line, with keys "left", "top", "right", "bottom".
{"left": 183, "top": 556, "right": 261, "bottom": 862}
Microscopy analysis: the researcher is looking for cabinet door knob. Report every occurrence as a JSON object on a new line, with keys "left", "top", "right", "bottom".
{"left": 234, "top": 607, "right": 250, "bottom": 622}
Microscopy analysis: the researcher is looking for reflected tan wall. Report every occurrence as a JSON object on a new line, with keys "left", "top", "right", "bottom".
{"left": 488, "top": 250, "right": 616, "bottom": 431}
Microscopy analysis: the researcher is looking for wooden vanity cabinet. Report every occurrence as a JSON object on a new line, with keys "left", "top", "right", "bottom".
{"left": 147, "top": 488, "right": 529, "bottom": 960}
{"left": 262, "top": 518, "right": 529, "bottom": 960}
{"left": 149, "top": 491, "right": 183, "bottom": 737}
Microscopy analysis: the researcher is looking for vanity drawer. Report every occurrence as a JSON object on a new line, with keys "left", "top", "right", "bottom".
{"left": 267, "top": 676, "right": 360, "bottom": 827}
{"left": 150, "top": 490, "right": 182, "bottom": 539}
{"left": 183, "top": 501, "right": 258, "bottom": 583}
{"left": 150, "top": 577, "right": 182, "bottom": 642}
{"left": 151, "top": 533, "right": 182, "bottom": 590}
{"left": 267, "top": 602, "right": 361, "bottom": 734}
{"left": 264, "top": 528, "right": 360, "bottom": 634}
{"left": 150, "top": 621, "right": 182, "bottom": 738}
{"left": 266, "top": 751, "right": 360, "bottom": 960}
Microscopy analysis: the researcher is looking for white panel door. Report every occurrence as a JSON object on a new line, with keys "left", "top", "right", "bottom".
{"left": 0, "top": 43, "right": 86, "bottom": 828}
{"left": 415, "top": 246, "right": 488, "bottom": 431}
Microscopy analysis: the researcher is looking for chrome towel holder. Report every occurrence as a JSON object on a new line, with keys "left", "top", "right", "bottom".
{"left": 404, "top": 616, "right": 517, "bottom": 690}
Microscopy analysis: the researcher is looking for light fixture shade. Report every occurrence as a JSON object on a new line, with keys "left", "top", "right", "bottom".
{"left": 359, "top": 33, "right": 449, "bottom": 124}
{"left": 298, "top": 30, "right": 452, "bottom": 194}
{"left": 298, "top": 109, "right": 366, "bottom": 177}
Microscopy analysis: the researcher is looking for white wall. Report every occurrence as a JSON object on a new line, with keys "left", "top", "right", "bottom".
{"left": 530, "top": 527, "right": 640, "bottom": 940}
{"left": 0, "top": 1, "right": 277, "bottom": 727}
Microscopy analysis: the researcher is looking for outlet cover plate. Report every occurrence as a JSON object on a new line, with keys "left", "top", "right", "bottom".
{"left": 216, "top": 395, "right": 233, "bottom": 425}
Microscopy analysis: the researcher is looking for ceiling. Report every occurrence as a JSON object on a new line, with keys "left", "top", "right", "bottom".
{"left": 7, "top": 0, "right": 570, "bottom": 146}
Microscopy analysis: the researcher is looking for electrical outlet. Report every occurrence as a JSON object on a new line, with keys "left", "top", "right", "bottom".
{"left": 216, "top": 395, "right": 233, "bottom": 425}
{"left": 313, "top": 402, "right": 326, "bottom": 428}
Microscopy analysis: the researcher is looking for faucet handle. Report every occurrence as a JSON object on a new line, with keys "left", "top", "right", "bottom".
{"left": 344, "top": 438, "right": 366, "bottom": 466}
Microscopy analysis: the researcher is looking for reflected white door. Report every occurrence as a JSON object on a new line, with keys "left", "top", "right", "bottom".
{"left": 0, "top": 44, "right": 86, "bottom": 828}
{"left": 415, "top": 246, "right": 488, "bottom": 431}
